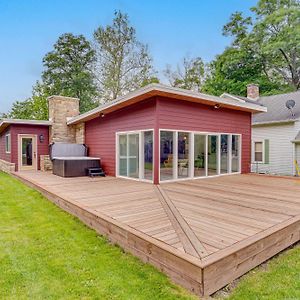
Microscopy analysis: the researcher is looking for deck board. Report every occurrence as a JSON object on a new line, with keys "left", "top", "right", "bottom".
{"left": 13, "top": 171, "right": 300, "bottom": 296}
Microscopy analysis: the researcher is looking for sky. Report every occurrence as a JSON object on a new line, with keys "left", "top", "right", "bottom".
{"left": 0, "top": 0, "right": 257, "bottom": 113}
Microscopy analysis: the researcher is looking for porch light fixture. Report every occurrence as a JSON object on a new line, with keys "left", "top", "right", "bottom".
{"left": 100, "top": 113, "right": 105, "bottom": 118}
{"left": 214, "top": 104, "right": 221, "bottom": 109}
{"left": 39, "top": 134, "right": 45, "bottom": 143}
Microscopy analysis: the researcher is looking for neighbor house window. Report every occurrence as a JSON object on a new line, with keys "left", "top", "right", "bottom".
{"left": 254, "top": 141, "right": 263, "bottom": 162}
{"left": 5, "top": 134, "right": 11, "bottom": 153}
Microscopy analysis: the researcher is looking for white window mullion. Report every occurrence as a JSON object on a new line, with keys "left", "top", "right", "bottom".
{"left": 205, "top": 135, "right": 208, "bottom": 177}
{"left": 139, "top": 131, "right": 143, "bottom": 180}
{"left": 174, "top": 131, "right": 178, "bottom": 180}
{"left": 126, "top": 135, "right": 129, "bottom": 177}
{"left": 217, "top": 135, "right": 221, "bottom": 175}
{"left": 189, "top": 132, "right": 194, "bottom": 178}
{"left": 228, "top": 134, "right": 232, "bottom": 173}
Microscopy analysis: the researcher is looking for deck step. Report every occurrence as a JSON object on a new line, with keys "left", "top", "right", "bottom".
{"left": 86, "top": 167, "right": 106, "bottom": 177}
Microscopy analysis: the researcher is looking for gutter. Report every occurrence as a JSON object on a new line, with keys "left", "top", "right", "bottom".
{"left": 252, "top": 119, "right": 299, "bottom": 127}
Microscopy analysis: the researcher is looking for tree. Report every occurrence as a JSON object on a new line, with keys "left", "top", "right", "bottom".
{"left": 7, "top": 82, "right": 49, "bottom": 120}
{"left": 202, "top": 1, "right": 297, "bottom": 97}
{"left": 164, "top": 56, "right": 205, "bottom": 92}
{"left": 202, "top": 47, "right": 281, "bottom": 96}
{"left": 42, "top": 33, "right": 98, "bottom": 112}
{"left": 251, "top": 0, "right": 300, "bottom": 89}
{"left": 93, "top": 11, "right": 155, "bottom": 102}
{"left": 223, "top": 12, "right": 252, "bottom": 47}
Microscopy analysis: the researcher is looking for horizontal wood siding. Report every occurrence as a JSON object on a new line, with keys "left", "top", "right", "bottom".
{"left": 156, "top": 97, "right": 252, "bottom": 173}
{"left": 85, "top": 98, "right": 156, "bottom": 176}
{"left": 0, "top": 126, "right": 11, "bottom": 162}
{"left": 10, "top": 124, "right": 49, "bottom": 171}
{"left": 251, "top": 121, "right": 300, "bottom": 175}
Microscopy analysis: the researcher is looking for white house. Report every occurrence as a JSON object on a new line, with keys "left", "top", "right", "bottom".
{"left": 222, "top": 84, "right": 300, "bottom": 176}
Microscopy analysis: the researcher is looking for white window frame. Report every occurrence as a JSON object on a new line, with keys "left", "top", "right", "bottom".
{"left": 159, "top": 129, "right": 242, "bottom": 183}
{"left": 253, "top": 140, "right": 264, "bottom": 164}
{"left": 115, "top": 129, "right": 154, "bottom": 183}
{"left": 5, "top": 133, "right": 11, "bottom": 153}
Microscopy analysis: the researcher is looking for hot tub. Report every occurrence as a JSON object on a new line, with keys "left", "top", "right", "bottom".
{"left": 49, "top": 143, "right": 102, "bottom": 177}
{"left": 52, "top": 156, "right": 101, "bottom": 177}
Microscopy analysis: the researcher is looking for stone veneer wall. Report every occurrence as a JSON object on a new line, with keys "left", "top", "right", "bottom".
{"left": 0, "top": 159, "right": 15, "bottom": 173}
{"left": 40, "top": 155, "right": 52, "bottom": 171}
{"left": 75, "top": 123, "right": 85, "bottom": 144}
{"left": 48, "top": 95, "right": 80, "bottom": 143}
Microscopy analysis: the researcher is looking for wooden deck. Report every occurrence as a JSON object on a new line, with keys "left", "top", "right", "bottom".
{"left": 13, "top": 171, "right": 300, "bottom": 296}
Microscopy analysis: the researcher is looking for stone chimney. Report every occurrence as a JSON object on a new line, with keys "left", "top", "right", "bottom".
{"left": 247, "top": 84, "right": 259, "bottom": 101}
{"left": 48, "top": 95, "right": 80, "bottom": 143}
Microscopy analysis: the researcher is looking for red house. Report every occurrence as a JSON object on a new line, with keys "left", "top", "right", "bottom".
{"left": 0, "top": 84, "right": 266, "bottom": 183}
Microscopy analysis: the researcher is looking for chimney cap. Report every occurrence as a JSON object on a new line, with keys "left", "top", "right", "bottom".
{"left": 47, "top": 95, "right": 79, "bottom": 102}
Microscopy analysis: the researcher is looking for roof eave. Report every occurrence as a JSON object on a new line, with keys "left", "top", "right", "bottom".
{"left": 0, "top": 119, "right": 52, "bottom": 134}
{"left": 67, "top": 84, "right": 267, "bottom": 125}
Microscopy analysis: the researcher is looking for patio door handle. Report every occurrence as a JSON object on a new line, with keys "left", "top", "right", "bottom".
{"left": 34, "top": 152, "right": 36, "bottom": 158}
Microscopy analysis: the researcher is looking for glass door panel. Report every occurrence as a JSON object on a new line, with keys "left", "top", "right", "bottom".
{"left": 232, "top": 135, "right": 240, "bottom": 172}
{"left": 143, "top": 131, "right": 153, "bottom": 180}
{"left": 194, "top": 134, "right": 206, "bottom": 177}
{"left": 22, "top": 138, "right": 33, "bottom": 166}
{"left": 178, "top": 132, "right": 190, "bottom": 178}
{"left": 220, "top": 135, "right": 229, "bottom": 174}
{"left": 160, "top": 131, "right": 174, "bottom": 181}
{"left": 118, "top": 134, "right": 127, "bottom": 176}
{"left": 128, "top": 134, "right": 139, "bottom": 178}
{"left": 208, "top": 135, "right": 218, "bottom": 176}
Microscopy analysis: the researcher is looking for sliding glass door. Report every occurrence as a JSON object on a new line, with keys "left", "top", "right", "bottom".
{"left": 178, "top": 132, "right": 190, "bottom": 178}
{"left": 231, "top": 135, "right": 240, "bottom": 173}
{"left": 159, "top": 130, "right": 241, "bottom": 182}
{"left": 194, "top": 134, "right": 206, "bottom": 177}
{"left": 208, "top": 135, "right": 219, "bottom": 176}
{"left": 117, "top": 131, "right": 153, "bottom": 181}
{"left": 143, "top": 131, "right": 153, "bottom": 181}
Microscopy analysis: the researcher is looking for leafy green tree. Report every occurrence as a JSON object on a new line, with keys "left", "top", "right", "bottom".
{"left": 7, "top": 82, "right": 49, "bottom": 120}
{"left": 251, "top": 0, "right": 300, "bottom": 89}
{"left": 93, "top": 11, "right": 155, "bottom": 102}
{"left": 164, "top": 56, "right": 205, "bottom": 92}
{"left": 43, "top": 33, "right": 98, "bottom": 112}
{"left": 202, "top": 0, "right": 298, "bottom": 97}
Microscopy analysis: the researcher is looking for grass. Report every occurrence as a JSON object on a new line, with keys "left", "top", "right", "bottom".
{"left": 0, "top": 172, "right": 195, "bottom": 300}
{"left": 224, "top": 243, "right": 300, "bottom": 300}
{"left": 0, "top": 171, "right": 299, "bottom": 300}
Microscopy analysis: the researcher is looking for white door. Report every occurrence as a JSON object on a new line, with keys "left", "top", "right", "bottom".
{"left": 18, "top": 135, "right": 37, "bottom": 171}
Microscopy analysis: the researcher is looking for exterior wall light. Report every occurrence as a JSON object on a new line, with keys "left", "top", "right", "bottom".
{"left": 214, "top": 104, "right": 221, "bottom": 109}
{"left": 39, "top": 134, "right": 45, "bottom": 143}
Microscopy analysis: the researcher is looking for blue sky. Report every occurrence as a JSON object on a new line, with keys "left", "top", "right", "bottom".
{"left": 0, "top": 0, "right": 257, "bottom": 113}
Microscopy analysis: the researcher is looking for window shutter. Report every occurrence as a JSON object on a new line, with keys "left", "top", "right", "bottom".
{"left": 264, "top": 139, "right": 270, "bottom": 164}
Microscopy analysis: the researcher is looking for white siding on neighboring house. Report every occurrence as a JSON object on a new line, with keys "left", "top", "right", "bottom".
{"left": 251, "top": 121, "right": 300, "bottom": 175}
{"left": 296, "top": 144, "right": 300, "bottom": 168}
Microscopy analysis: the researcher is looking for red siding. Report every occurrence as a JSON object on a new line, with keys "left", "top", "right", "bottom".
{"left": 0, "top": 126, "right": 12, "bottom": 162}
{"left": 156, "top": 96, "right": 251, "bottom": 174}
{"left": 85, "top": 95, "right": 252, "bottom": 182}
{"left": 10, "top": 124, "right": 49, "bottom": 171}
{"left": 85, "top": 98, "right": 156, "bottom": 176}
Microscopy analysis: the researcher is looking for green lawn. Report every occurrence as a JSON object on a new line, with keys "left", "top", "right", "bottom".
{"left": 0, "top": 172, "right": 195, "bottom": 300}
{"left": 0, "top": 171, "right": 299, "bottom": 300}
{"left": 225, "top": 243, "right": 300, "bottom": 300}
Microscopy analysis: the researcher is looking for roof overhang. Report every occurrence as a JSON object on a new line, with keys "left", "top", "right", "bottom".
{"left": 67, "top": 84, "right": 267, "bottom": 125}
{"left": 0, "top": 118, "right": 51, "bottom": 134}
{"left": 252, "top": 119, "right": 299, "bottom": 127}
